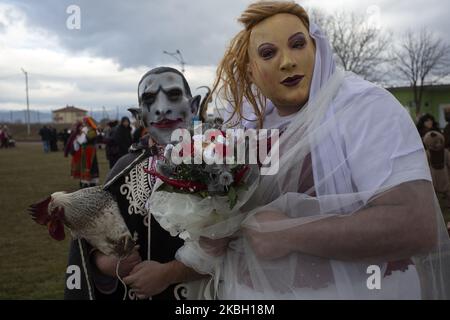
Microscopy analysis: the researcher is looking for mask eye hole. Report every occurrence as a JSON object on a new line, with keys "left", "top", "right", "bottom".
{"left": 289, "top": 33, "right": 307, "bottom": 49}
{"left": 258, "top": 45, "right": 277, "bottom": 60}
{"left": 142, "top": 93, "right": 156, "bottom": 107}
{"left": 167, "top": 89, "right": 182, "bottom": 102}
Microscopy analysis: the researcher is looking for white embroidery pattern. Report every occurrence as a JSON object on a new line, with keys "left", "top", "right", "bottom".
{"left": 120, "top": 158, "right": 152, "bottom": 217}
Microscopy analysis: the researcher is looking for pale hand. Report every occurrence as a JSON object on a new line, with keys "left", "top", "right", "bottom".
{"left": 243, "top": 210, "right": 293, "bottom": 260}
{"left": 94, "top": 245, "right": 141, "bottom": 278}
{"left": 122, "top": 260, "right": 173, "bottom": 299}
{"left": 199, "top": 236, "right": 233, "bottom": 256}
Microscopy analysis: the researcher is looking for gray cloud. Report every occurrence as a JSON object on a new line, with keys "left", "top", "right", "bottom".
{"left": 6, "top": 0, "right": 252, "bottom": 68}
{"left": 372, "top": 0, "right": 450, "bottom": 40}
{"left": 2, "top": 0, "right": 450, "bottom": 114}
{"left": 5, "top": 0, "right": 450, "bottom": 69}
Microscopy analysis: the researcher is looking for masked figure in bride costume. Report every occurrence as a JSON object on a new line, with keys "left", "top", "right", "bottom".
{"left": 189, "top": 1, "right": 450, "bottom": 299}
{"left": 64, "top": 67, "right": 207, "bottom": 300}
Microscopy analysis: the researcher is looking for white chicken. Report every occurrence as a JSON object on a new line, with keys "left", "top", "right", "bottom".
{"left": 28, "top": 186, "right": 134, "bottom": 258}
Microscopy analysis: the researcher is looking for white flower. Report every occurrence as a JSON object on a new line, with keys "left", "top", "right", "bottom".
{"left": 164, "top": 144, "right": 174, "bottom": 159}
{"left": 216, "top": 134, "right": 227, "bottom": 145}
{"left": 203, "top": 144, "right": 216, "bottom": 163}
{"left": 218, "top": 171, "right": 234, "bottom": 186}
{"left": 192, "top": 135, "right": 204, "bottom": 142}
{"left": 193, "top": 143, "right": 203, "bottom": 156}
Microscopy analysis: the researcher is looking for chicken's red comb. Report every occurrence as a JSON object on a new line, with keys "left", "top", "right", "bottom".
{"left": 28, "top": 196, "right": 51, "bottom": 225}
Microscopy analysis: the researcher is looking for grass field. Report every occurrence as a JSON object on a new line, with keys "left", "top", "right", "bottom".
{"left": 1, "top": 142, "right": 449, "bottom": 299}
{"left": 0, "top": 142, "right": 109, "bottom": 299}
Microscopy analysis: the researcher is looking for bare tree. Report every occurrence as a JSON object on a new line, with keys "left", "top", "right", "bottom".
{"left": 310, "top": 10, "right": 392, "bottom": 83}
{"left": 392, "top": 28, "right": 450, "bottom": 116}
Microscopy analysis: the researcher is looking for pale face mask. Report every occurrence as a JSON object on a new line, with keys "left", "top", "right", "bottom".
{"left": 247, "top": 13, "right": 316, "bottom": 116}
{"left": 133, "top": 71, "right": 200, "bottom": 145}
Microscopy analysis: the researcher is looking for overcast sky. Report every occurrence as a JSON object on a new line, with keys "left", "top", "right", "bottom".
{"left": 1, "top": 0, "right": 449, "bottom": 113}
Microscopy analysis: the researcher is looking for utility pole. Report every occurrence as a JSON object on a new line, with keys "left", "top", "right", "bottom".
{"left": 163, "top": 49, "right": 186, "bottom": 73}
{"left": 21, "top": 68, "right": 31, "bottom": 135}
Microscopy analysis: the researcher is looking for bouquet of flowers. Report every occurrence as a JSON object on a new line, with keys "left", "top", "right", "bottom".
{"left": 146, "top": 126, "right": 260, "bottom": 242}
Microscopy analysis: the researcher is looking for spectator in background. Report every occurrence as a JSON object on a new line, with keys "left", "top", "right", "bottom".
{"left": 3, "top": 125, "right": 14, "bottom": 148}
{"left": 0, "top": 126, "right": 4, "bottom": 148}
{"left": 96, "top": 126, "right": 104, "bottom": 149}
{"left": 104, "top": 120, "right": 119, "bottom": 169}
{"left": 416, "top": 113, "right": 441, "bottom": 138}
{"left": 0, "top": 125, "right": 9, "bottom": 149}
{"left": 108, "top": 117, "right": 132, "bottom": 168}
{"left": 132, "top": 120, "right": 147, "bottom": 144}
{"left": 443, "top": 108, "right": 450, "bottom": 151}
{"left": 64, "top": 121, "right": 83, "bottom": 183}
{"left": 49, "top": 126, "right": 58, "bottom": 151}
{"left": 64, "top": 117, "right": 100, "bottom": 188}
{"left": 60, "top": 128, "right": 70, "bottom": 149}
{"left": 38, "top": 125, "right": 51, "bottom": 153}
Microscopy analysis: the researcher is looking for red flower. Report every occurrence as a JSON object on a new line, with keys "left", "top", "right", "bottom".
{"left": 233, "top": 165, "right": 249, "bottom": 185}
{"left": 144, "top": 167, "right": 207, "bottom": 191}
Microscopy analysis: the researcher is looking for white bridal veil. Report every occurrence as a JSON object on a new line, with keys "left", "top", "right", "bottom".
{"left": 175, "top": 22, "right": 450, "bottom": 299}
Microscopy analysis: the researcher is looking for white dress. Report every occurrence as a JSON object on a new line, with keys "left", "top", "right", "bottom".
{"left": 217, "top": 70, "right": 434, "bottom": 300}
{"left": 177, "top": 21, "right": 450, "bottom": 300}
{"left": 225, "top": 76, "right": 429, "bottom": 299}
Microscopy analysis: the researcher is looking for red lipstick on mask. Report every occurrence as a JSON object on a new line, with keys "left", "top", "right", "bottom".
{"left": 281, "top": 75, "right": 304, "bottom": 87}
{"left": 151, "top": 118, "right": 183, "bottom": 129}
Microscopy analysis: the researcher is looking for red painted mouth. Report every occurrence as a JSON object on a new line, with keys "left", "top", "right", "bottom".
{"left": 151, "top": 118, "right": 183, "bottom": 129}
{"left": 281, "top": 75, "right": 304, "bottom": 87}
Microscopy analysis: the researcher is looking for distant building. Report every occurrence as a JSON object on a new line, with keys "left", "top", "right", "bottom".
{"left": 387, "top": 84, "right": 450, "bottom": 127}
{"left": 52, "top": 105, "right": 88, "bottom": 124}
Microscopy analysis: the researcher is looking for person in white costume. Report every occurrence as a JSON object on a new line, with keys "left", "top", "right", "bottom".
{"left": 187, "top": 1, "right": 450, "bottom": 299}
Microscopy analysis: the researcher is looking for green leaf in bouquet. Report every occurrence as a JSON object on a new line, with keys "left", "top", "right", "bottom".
{"left": 228, "top": 186, "right": 237, "bottom": 210}
{"left": 199, "top": 191, "right": 209, "bottom": 198}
